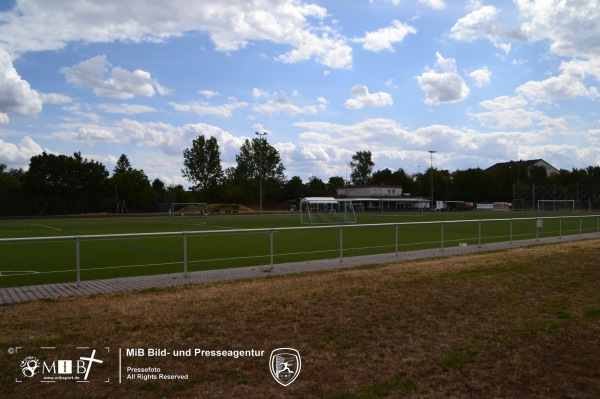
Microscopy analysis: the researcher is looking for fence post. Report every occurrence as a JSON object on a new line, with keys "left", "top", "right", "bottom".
{"left": 509, "top": 219, "right": 513, "bottom": 245}
{"left": 395, "top": 224, "right": 399, "bottom": 257}
{"left": 183, "top": 232, "right": 188, "bottom": 277}
{"left": 579, "top": 217, "right": 582, "bottom": 237}
{"left": 440, "top": 222, "right": 444, "bottom": 251}
{"left": 75, "top": 236, "right": 81, "bottom": 287}
{"left": 339, "top": 226, "right": 343, "bottom": 262}
{"left": 478, "top": 220, "right": 482, "bottom": 247}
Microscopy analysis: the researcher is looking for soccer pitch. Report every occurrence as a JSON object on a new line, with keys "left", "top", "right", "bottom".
{"left": 1, "top": 211, "right": 599, "bottom": 288}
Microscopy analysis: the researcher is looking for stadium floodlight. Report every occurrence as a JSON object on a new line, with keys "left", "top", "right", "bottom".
{"left": 256, "top": 132, "right": 268, "bottom": 215}
{"left": 429, "top": 150, "right": 436, "bottom": 211}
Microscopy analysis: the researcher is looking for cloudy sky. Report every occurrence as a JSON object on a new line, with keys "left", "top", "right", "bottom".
{"left": 1, "top": 0, "right": 599, "bottom": 186}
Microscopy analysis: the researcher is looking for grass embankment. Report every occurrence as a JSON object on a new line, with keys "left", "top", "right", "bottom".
{"left": 1, "top": 240, "right": 599, "bottom": 398}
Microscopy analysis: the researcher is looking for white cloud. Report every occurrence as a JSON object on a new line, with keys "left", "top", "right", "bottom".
{"left": 469, "top": 66, "right": 491, "bottom": 87}
{"left": 588, "top": 129, "right": 600, "bottom": 146}
{"left": 253, "top": 100, "right": 318, "bottom": 116}
{"left": 516, "top": 0, "right": 600, "bottom": 58}
{"left": 354, "top": 20, "right": 416, "bottom": 52}
{"left": 417, "top": 52, "right": 469, "bottom": 104}
{"left": 61, "top": 55, "right": 168, "bottom": 99}
{"left": 471, "top": 95, "right": 567, "bottom": 130}
{"left": 292, "top": 118, "right": 555, "bottom": 175}
{"left": 252, "top": 88, "right": 271, "bottom": 99}
{"left": 516, "top": 73, "right": 587, "bottom": 103}
{"left": 0, "top": 136, "right": 44, "bottom": 164}
{"left": 169, "top": 100, "right": 248, "bottom": 118}
{"left": 97, "top": 103, "right": 157, "bottom": 114}
{"left": 450, "top": 5, "right": 512, "bottom": 53}
{"left": 0, "top": 49, "right": 43, "bottom": 119}
{"left": 199, "top": 90, "right": 220, "bottom": 98}
{"left": 0, "top": 0, "right": 352, "bottom": 68}
{"left": 344, "top": 85, "right": 393, "bottom": 109}
{"left": 472, "top": 108, "right": 567, "bottom": 130}
{"left": 516, "top": 58, "right": 600, "bottom": 103}
{"left": 418, "top": 0, "right": 445, "bottom": 10}
{"left": 479, "top": 95, "right": 528, "bottom": 111}
{"left": 276, "top": 30, "right": 352, "bottom": 69}
{"left": 252, "top": 91, "right": 324, "bottom": 116}
{"left": 39, "top": 93, "right": 72, "bottom": 104}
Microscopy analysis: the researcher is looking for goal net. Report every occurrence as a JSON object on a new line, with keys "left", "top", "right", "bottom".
{"left": 170, "top": 203, "right": 208, "bottom": 217}
{"left": 300, "top": 197, "right": 357, "bottom": 224}
{"left": 537, "top": 200, "right": 575, "bottom": 212}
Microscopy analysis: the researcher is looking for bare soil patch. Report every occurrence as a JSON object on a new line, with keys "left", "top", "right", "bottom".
{"left": 1, "top": 240, "right": 599, "bottom": 398}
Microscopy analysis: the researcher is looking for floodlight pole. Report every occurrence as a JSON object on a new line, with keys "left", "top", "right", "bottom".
{"left": 429, "top": 150, "right": 436, "bottom": 211}
{"left": 255, "top": 132, "right": 268, "bottom": 215}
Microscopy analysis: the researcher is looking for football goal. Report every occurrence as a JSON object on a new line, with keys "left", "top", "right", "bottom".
{"left": 170, "top": 203, "right": 208, "bottom": 217}
{"left": 537, "top": 200, "right": 575, "bottom": 212}
{"left": 300, "top": 197, "right": 357, "bottom": 224}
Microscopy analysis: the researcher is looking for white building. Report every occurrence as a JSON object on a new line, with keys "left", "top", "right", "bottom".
{"left": 336, "top": 185, "right": 403, "bottom": 198}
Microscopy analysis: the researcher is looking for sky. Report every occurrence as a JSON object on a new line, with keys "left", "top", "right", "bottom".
{"left": 0, "top": 0, "right": 599, "bottom": 187}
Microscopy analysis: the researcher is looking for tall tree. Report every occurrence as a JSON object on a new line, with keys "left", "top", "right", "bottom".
{"left": 181, "top": 135, "right": 223, "bottom": 202}
{"left": 349, "top": 151, "right": 374, "bottom": 186}
{"left": 114, "top": 154, "right": 132, "bottom": 174}
{"left": 306, "top": 176, "right": 328, "bottom": 196}
{"left": 229, "top": 137, "right": 286, "bottom": 204}
{"left": 282, "top": 176, "right": 306, "bottom": 201}
{"left": 111, "top": 169, "right": 152, "bottom": 212}
{"left": 327, "top": 176, "right": 345, "bottom": 195}
{"left": 26, "top": 152, "right": 109, "bottom": 214}
{"left": 235, "top": 138, "right": 285, "bottom": 182}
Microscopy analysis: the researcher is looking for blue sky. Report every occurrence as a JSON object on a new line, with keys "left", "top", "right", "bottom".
{"left": 1, "top": 0, "right": 599, "bottom": 187}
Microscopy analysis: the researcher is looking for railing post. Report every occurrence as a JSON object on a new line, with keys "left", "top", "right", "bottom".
{"left": 579, "top": 217, "right": 582, "bottom": 237}
{"left": 270, "top": 229, "right": 274, "bottom": 267}
{"left": 395, "top": 224, "right": 399, "bottom": 257}
{"left": 559, "top": 217, "right": 562, "bottom": 239}
{"left": 440, "top": 222, "right": 444, "bottom": 251}
{"left": 509, "top": 219, "right": 513, "bottom": 245}
{"left": 183, "top": 232, "right": 188, "bottom": 277}
{"left": 478, "top": 220, "right": 482, "bottom": 247}
{"left": 339, "top": 226, "right": 343, "bottom": 262}
{"left": 75, "top": 236, "right": 81, "bottom": 287}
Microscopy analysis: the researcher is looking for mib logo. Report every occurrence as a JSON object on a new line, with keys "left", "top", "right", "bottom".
{"left": 18, "top": 350, "right": 103, "bottom": 382}
{"left": 20, "top": 356, "right": 40, "bottom": 378}
{"left": 269, "top": 348, "right": 301, "bottom": 387}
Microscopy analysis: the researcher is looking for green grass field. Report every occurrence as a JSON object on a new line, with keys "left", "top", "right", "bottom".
{"left": 1, "top": 211, "right": 599, "bottom": 288}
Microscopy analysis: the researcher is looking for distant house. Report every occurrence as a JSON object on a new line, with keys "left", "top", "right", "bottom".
{"left": 486, "top": 159, "right": 559, "bottom": 177}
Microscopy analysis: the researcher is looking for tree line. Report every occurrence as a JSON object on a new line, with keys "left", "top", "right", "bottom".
{"left": 1, "top": 134, "right": 600, "bottom": 216}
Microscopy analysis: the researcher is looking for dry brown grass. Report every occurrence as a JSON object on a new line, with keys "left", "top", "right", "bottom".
{"left": 1, "top": 240, "right": 600, "bottom": 399}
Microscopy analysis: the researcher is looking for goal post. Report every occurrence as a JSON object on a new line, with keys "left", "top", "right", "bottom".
{"left": 300, "top": 197, "right": 357, "bottom": 224}
{"left": 537, "top": 200, "right": 575, "bottom": 212}
{"left": 170, "top": 203, "right": 208, "bottom": 217}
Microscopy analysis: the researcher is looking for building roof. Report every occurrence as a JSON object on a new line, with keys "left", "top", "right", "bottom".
{"left": 485, "top": 159, "right": 559, "bottom": 174}
{"left": 300, "top": 197, "right": 339, "bottom": 204}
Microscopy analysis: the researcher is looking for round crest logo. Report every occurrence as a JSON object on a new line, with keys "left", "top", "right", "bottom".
{"left": 269, "top": 348, "right": 301, "bottom": 387}
{"left": 20, "top": 356, "right": 40, "bottom": 378}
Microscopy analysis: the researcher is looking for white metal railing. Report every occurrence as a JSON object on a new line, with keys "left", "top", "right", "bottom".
{"left": 1, "top": 215, "right": 599, "bottom": 287}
